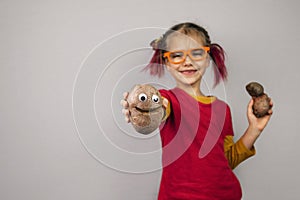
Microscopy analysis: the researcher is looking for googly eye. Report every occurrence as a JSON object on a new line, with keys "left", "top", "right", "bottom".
{"left": 138, "top": 93, "right": 147, "bottom": 102}
{"left": 152, "top": 95, "right": 160, "bottom": 103}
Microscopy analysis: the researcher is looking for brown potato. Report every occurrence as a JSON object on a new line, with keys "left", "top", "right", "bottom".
{"left": 246, "top": 82, "right": 271, "bottom": 118}
{"left": 127, "top": 84, "right": 164, "bottom": 134}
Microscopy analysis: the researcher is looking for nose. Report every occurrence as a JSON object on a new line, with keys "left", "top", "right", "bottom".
{"left": 183, "top": 55, "right": 192, "bottom": 66}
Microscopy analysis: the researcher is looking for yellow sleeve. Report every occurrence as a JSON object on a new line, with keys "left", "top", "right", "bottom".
{"left": 224, "top": 135, "right": 256, "bottom": 169}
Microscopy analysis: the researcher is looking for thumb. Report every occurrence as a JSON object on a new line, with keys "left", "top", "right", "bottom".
{"left": 123, "top": 92, "right": 129, "bottom": 100}
{"left": 162, "top": 97, "right": 169, "bottom": 109}
{"left": 247, "top": 98, "right": 256, "bottom": 119}
{"left": 248, "top": 98, "right": 254, "bottom": 111}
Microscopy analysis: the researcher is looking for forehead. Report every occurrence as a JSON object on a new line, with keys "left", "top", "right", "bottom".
{"left": 166, "top": 32, "right": 205, "bottom": 51}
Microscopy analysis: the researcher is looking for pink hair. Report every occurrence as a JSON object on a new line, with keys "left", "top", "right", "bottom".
{"left": 144, "top": 49, "right": 164, "bottom": 77}
{"left": 209, "top": 43, "right": 228, "bottom": 87}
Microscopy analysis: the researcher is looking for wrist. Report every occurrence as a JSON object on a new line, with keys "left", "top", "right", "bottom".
{"left": 241, "top": 126, "right": 261, "bottom": 150}
{"left": 247, "top": 125, "right": 262, "bottom": 138}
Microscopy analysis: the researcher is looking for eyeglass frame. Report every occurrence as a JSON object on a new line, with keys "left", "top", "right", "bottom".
{"left": 163, "top": 46, "right": 210, "bottom": 64}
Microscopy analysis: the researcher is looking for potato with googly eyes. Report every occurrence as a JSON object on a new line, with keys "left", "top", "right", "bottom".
{"left": 127, "top": 84, "right": 164, "bottom": 134}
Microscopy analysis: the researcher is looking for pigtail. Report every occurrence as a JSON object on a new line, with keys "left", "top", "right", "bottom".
{"left": 209, "top": 43, "right": 228, "bottom": 87}
{"left": 143, "top": 38, "right": 165, "bottom": 77}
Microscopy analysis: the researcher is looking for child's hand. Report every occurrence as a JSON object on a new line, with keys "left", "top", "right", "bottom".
{"left": 247, "top": 98, "right": 273, "bottom": 133}
{"left": 120, "top": 92, "right": 131, "bottom": 123}
{"left": 162, "top": 98, "right": 169, "bottom": 110}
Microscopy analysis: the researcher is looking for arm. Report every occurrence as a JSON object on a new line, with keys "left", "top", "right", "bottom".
{"left": 224, "top": 136, "right": 256, "bottom": 169}
{"left": 225, "top": 98, "right": 273, "bottom": 169}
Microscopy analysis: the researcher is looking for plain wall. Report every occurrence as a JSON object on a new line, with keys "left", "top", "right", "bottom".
{"left": 1, "top": 0, "right": 300, "bottom": 199}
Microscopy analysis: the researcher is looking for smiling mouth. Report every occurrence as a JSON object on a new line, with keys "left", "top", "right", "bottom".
{"left": 180, "top": 69, "right": 197, "bottom": 75}
{"left": 135, "top": 106, "right": 161, "bottom": 113}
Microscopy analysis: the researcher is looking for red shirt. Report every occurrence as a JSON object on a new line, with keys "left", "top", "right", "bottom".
{"left": 158, "top": 88, "right": 242, "bottom": 200}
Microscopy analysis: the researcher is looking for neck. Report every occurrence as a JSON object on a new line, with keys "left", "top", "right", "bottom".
{"left": 176, "top": 82, "right": 204, "bottom": 97}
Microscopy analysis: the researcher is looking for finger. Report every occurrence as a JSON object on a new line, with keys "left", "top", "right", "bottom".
{"left": 125, "top": 116, "right": 130, "bottom": 123}
{"left": 269, "top": 98, "right": 274, "bottom": 108}
{"left": 247, "top": 99, "right": 254, "bottom": 113}
{"left": 268, "top": 109, "right": 273, "bottom": 115}
{"left": 123, "top": 92, "right": 129, "bottom": 100}
{"left": 122, "top": 109, "right": 131, "bottom": 123}
{"left": 261, "top": 114, "right": 271, "bottom": 125}
{"left": 122, "top": 108, "right": 130, "bottom": 116}
{"left": 162, "top": 97, "right": 169, "bottom": 109}
{"left": 120, "top": 99, "right": 129, "bottom": 108}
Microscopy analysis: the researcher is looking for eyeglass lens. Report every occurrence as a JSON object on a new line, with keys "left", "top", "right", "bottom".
{"left": 169, "top": 48, "right": 206, "bottom": 63}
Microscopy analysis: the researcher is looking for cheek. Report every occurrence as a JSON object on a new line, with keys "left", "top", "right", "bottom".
{"left": 204, "top": 58, "right": 210, "bottom": 68}
{"left": 165, "top": 62, "right": 180, "bottom": 71}
{"left": 206, "top": 55, "right": 211, "bottom": 66}
{"left": 165, "top": 65, "right": 177, "bottom": 77}
{"left": 195, "top": 57, "right": 210, "bottom": 69}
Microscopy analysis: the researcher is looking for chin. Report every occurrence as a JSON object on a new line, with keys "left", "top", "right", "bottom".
{"left": 179, "top": 80, "right": 200, "bottom": 87}
{"left": 180, "top": 76, "right": 201, "bottom": 86}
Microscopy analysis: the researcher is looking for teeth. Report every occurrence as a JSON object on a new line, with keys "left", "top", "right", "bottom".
{"left": 181, "top": 69, "right": 196, "bottom": 72}
{"left": 181, "top": 70, "right": 196, "bottom": 73}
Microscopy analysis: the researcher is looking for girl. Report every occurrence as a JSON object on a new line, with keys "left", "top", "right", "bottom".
{"left": 121, "top": 22, "right": 273, "bottom": 200}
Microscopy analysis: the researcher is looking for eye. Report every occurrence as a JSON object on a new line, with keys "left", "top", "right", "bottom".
{"left": 170, "top": 51, "right": 184, "bottom": 59}
{"left": 152, "top": 95, "right": 160, "bottom": 103}
{"left": 191, "top": 49, "right": 205, "bottom": 57}
{"left": 138, "top": 93, "right": 147, "bottom": 102}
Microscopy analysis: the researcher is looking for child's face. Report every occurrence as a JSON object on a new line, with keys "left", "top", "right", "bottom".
{"left": 165, "top": 33, "right": 210, "bottom": 88}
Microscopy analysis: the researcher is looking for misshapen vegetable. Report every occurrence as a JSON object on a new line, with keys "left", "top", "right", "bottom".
{"left": 246, "top": 82, "right": 271, "bottom": 118}
{"left": 127, "top": 84, "right": 164, "bottom": 134}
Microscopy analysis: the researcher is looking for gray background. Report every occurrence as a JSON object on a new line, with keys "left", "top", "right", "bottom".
{"left": 1, "top": 0, "right": 299, "bottom": 199}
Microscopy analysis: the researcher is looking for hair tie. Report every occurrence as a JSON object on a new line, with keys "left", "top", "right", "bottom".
{"left": 150, "top": 37, "right": 162, "bottom": 50}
